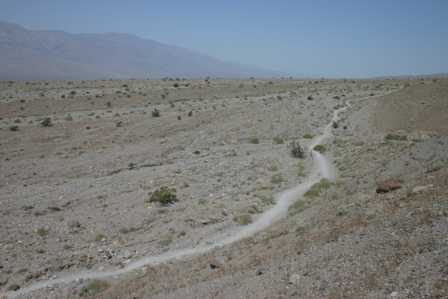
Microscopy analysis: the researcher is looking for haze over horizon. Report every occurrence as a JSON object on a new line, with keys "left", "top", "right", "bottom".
{"left": 0, "top": 0, "right": 447, "bottom": 78}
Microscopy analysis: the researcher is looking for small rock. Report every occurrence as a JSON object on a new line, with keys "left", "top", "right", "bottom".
{"left": 390, "top": 291, "right": 399, "bottom": 298}
{"left": 376, "top": 179, "right": 402, "bottom": 193}
{"left": 209, "top": 263, "right": 218, "bottom": 270}
{"left": 412, "top": 184, "right": 433, "bottom": 193}
{"left": 289, "top": 274, "right": 301, "bottom": 285}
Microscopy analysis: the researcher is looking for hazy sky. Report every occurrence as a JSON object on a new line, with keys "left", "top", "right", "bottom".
{"left": 1, "top": 0, "right": 447, "bottom": 77}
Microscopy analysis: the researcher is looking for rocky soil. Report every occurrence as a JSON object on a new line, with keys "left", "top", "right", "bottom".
{"left": 1, "top": 78, "right": 447, "bottom": 298}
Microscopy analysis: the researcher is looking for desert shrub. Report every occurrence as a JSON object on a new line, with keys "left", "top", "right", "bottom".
{"left": 249, "top": 137, "right": 260, "bottom": 144}
{"left": 152, "top": 108, "right": 160, "bottom": 117}
{"left": 147, "top": 186, "right": 177, "bottom": 206}
{"left": 273, "top": 136, "right": 284, "bottom": 144}
{"left": 288, "top": 199, "right": 307, "bottom": 216}
{"left": 303, "top": 133, "right": 314, "bottom": 139}
{"left": 313, "top": 144, "right": 326, "bottom": 153}
{"left": 95, "top": 233, "right": 106, "bottom": 242}
{"left": 304, "top": 179, "right": 333, "bottom": 198}
{"left": 36, "top": 227, "right": 49, "bottom": 237}
{"left": 9, "top": 125, "right": 19, "bottom": 131}
{"left": 290, "top": 141, "right": 305, "bottom": 158}
{"left": 385, "top": 133, "right": 407, "bottom": 141}
{"left": 80, "top": 280, "right": 110, "bottom": 297}
{"left": 233, "top": 214, "right": 252, "bottom": 225}
{"left": 40, "top": 117, "right": 53, "bottom": 127}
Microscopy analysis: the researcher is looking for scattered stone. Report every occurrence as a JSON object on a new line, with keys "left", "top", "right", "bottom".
{"left": 412, "top": 184, "right": 433, "bottom": 194}
{"left": 289, "top": 274, "right": 301, "bottom": 285}
{"left": 376, "top": 179, "right": 402, "bottom": 193}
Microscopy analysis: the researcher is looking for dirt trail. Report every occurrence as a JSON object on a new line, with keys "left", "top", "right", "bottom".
{"left": 5, "top": 98, "right": 351, "bottom": 299}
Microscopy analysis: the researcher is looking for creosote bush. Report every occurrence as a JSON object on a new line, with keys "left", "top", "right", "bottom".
{"left": 152, "top": 108, "right": 160, "bottom": 117}
{"left": 147, "top": 186, "right": 177, "bottom": 206}
{"left": 40, "top": 117, "right": 53, "bottom": 127}
{"left": 290, "top": 141, "right": 305, "bottom": 159}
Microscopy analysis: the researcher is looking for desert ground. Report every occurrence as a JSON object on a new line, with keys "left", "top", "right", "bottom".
{"left": 1, "top": 77, "right": 447, "bottom": 298}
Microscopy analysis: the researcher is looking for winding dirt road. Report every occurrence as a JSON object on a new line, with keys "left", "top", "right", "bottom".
{"left": 6, "top": 100, "right": 350, "bottom": 299}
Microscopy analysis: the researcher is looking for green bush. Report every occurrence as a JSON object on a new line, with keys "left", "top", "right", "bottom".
{"left": 233, "top": 214, "right": 252, "bottom": 225}
{"left": 147, "top": 186, "right": 177, "bottom": 206}
{"left": 249, "top": 137, "right": 260, "bottom": 144}
{"left": 313, "top": 144, "right": 326, "bottom": 153}
{"left": 273, "top": 136, "right": 284, "bottom": 144}
{"left": 385, "top": 133, "right": 407, "bottom": 141}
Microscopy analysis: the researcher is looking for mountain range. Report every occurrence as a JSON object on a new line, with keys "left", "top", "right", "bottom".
{"left": 0, "top": 21, "right": 276, "bottom": 80}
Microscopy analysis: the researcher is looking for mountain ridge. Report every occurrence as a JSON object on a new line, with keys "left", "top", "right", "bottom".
{"left": 0, "top": 21, "right": 278, "bottom": 80}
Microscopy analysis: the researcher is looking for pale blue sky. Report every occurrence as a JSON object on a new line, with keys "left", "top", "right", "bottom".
{"left": 1, "top": 0, "right": 447, "bottom": 77}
